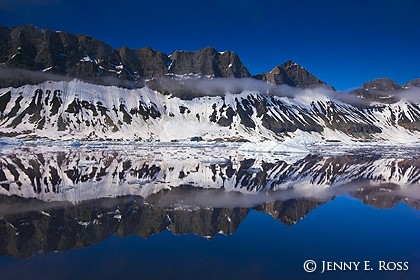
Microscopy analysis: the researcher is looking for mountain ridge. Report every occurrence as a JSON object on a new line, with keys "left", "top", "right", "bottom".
{"left": 1, "top": 25, "right": 419, "bottom": 91}
{"left": 254, "top": 60, "right": 327, "bottom": 88}
{"left": 0, "top": 25, "right": 419, "bottom": 142}
{"left": 0, "top": 25, "right": 251, "bottom": 87}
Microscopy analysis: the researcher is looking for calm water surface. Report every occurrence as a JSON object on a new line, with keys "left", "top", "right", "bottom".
{"left": 0, "top": 142, "right": 419, "bottom": 280}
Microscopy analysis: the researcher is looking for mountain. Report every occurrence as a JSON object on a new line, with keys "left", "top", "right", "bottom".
{"left": 0, "top": 25, "right": 249, "bottom": 88}
{"left": 0, "top": 79, "right": 419, "bottom": 141}
{"left": 117, "top": 46, "right": 171, "bottom": 79}
{"left": 404, "top": 78, "right": 420, "bottom": 88}
{"left": 168, "top": 47, "right": 251, "bottom": 78}
{"left": 361, "top": 78, "right": 402, "bottom": 91}
{"left": 0, "top": 25, "right": 419, "bottom": 142}
{"left": 349, "top": 78, "right": 403, "bottom": 102}
{"left": 0, "top": 25, "right": 323, "bottom": 89}
{"left": 255, "top": 60, "right": 326, "bottom": 88}
{"left": 0, "top": 25, "right": 128, "bottom": 86}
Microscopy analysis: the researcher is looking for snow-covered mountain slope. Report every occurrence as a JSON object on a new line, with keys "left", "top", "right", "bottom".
{"left": 0, "top": 143, "right": 418, "bottom": 203}
{"left": 0, "top": 80, "right": 419, "bottom": 142}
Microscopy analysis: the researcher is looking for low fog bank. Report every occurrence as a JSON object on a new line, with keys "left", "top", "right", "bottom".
{"left": 1, "top": 67, "right": 418, "bottom": 106}
{"left": 400, "top": 86, "right": 420, "bottom": 103}
{"left": 150, "top": 76, "right": 420, "bottom": 106}
{"left": 0, "top": 67, "right": 73, "bottom": 88}
{"left": 0, "top": 67, "right": 141, "bottom": 89}
{"left": 150, "top": 76, "right": 378, "bottom": 106}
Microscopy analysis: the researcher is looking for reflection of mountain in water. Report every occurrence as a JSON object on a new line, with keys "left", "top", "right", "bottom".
{"left": 0, "top": 144, "right": 418, "bottom": 203}
{"left": 0, "top": 144, "right": 419, "bottom": 258}
{"left": 1, "top": 184, "right": 420, "bottom": 258}
{"left": 0, "top": 194, "right": 249, "bottom": 258}
{"left": 352, "top": 184, "right": 420, "bottom": 209}
{"left": 255, "top": 199, "right": 324, "bottom": 225}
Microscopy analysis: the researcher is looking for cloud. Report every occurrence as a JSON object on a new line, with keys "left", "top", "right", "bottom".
{"left": 150, "top": 76, "right": 374, "bottom": 106}
{"left": 1, "top": 69, "right": 417, "bottom": 106}
{"left": 0, "top": 67, "right": 138, "bottom": 89}
{"left": 400, "top": 86, "right": 420, "bottom": 103}
{"left": 0, "top": 67, "right": 72, "bottom": 88}
{"left": 151, "top": 76, "right": 271, "bottom": 98}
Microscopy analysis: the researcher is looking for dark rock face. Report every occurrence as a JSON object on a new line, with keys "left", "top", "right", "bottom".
{"left": 0, "top": 26, "right": 250, "bottom": 88}
{"left": 350, "top": 78, "right": 402, "bottom": 103}
{"left": 168, "top": 47, "right": 251, "bottom": 78}
{"left": 1, "top": 24, "right": 419, "bottom": 97}
{"left": 117, "top": 46, "right": 170, "bottom": 79}
{"left": 362, "top": 78, "right": 402, "bottom": 91}
{"left": 256, "top": 60, "right": 326, "bottom": 88}
{"left": 0, "top": 25, "right": 128, "bottom": 86}
{"left": 404, "top": 78, "right": 420, "bottom": 88}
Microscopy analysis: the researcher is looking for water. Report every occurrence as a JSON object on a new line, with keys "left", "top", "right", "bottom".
{"left": 0, "top": 142, "right": 419, "bottom": 279}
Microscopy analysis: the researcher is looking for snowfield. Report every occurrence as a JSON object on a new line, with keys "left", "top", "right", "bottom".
{"left": 0, "top": 80, "right": 419, "bottom": 143}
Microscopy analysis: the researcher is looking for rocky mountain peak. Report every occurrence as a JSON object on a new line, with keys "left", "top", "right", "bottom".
{"left": 403, "top": 78, "right": 420, "bottom": 88}
{"left": 281, "top": 59, "right": 299, "bottom": 69}
{"left": 361, "top": 78, "right": 402, "bottom": 91}
{"left": 1, "top": 24, "right": 418, "bottom": 94}
{"left": 117, "top": 46, "right": 170, "bottom": 79}
{"left": 257, "top": 60, "right": 326, "bottom": 88}
{"left": 350, "top": 78, "right": 403, "bottom": 103}
{"left": 168, "top": 47, "right": 251, "bottom": 78}
{"left": 200, "top": 46, "right": 219, "bottom": 54}
{"left": 1, "top": 25, "right": 254, "bottom": 87}
{"left": 1, "top": 25, "right": 253, "bottom": 84}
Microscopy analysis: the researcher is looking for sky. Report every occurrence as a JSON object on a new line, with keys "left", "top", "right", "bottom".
{"left": 1, "top": 0, "right": 419, "bottom": 91}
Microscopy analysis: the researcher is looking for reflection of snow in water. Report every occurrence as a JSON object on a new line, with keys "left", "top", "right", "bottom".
{"left": 0, "top": 140, "right": 419, "bottom": 204}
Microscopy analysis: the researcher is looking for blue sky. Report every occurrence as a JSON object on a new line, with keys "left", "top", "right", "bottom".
{"left": 1, "top": 0, "right": 419, "bottom": 90}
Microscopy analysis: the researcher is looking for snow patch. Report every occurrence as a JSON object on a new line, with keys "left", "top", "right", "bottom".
{"left": 42, "top": 66, "right": 53, "bottom": 72}
{"left": 80, "top": 55, "right": 95, "bottom": 63}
